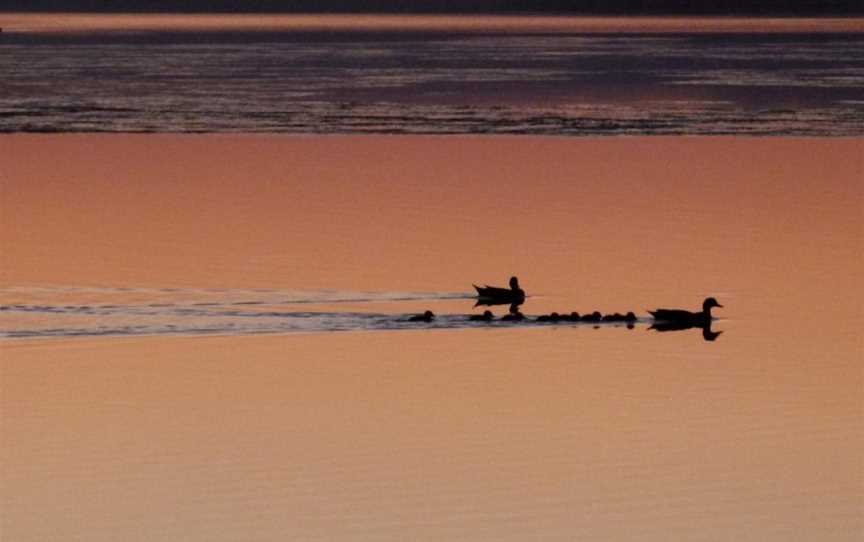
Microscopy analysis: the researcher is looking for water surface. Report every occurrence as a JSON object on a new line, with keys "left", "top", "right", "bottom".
{"left": 1, "top": 135, "right": 861, "bottom": 540}
{"left": 1, "top": 15, "right": 863, "bottom": 135}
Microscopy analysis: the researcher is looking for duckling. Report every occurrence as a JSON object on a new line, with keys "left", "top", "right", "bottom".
{"left": 408, "top": 310, "right": 435, "bottom": 322}
{"left": 582, "top": 311, "right": 602, "bottom": 323}
{"left": 469, "top": 310, "right": 494, "bottom": 321}
{"left": 624, "top": 311, "right": 637, "bottom": 322}
{"left": 501, "top": 311, "right": 524, "bottom": 321}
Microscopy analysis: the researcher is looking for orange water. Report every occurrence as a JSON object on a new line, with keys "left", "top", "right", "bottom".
{"left": 1, "top": 135, "right": 862, "bottom": 540}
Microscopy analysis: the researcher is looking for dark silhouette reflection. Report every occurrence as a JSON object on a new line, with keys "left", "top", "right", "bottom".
{"left": 650, "top": 320, "right": 723, "bottom": 341}
{"left": 473, "top": 276, "right": 525, "bottom": 314}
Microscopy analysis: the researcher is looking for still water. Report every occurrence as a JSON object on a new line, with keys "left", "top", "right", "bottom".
{"left": 1, "top": 14, "right": 863, "bottom": 135}
{"left": 0, "top": 135, "right": 861, "bottom": 540}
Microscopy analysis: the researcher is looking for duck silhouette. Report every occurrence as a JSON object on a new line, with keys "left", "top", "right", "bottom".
{"left": 408, "top": 310, "right": 435, "bottom": 322}
{"left": 474, "top": 276, "right": 526, "bottom": 308}
{"left": 581, "top": 311, "right": 602, "bottom": 323}
{"left": 501, "top": 311, "right": 525, "bottom": 322}
{"left": 469, "top": 310, "right": 494, "bottom": 321}
{"left": 649, "top": 297, "right": 722, "bottom": 326}
{"left": 538, "top": 312, "right": 563, "bottom": 322}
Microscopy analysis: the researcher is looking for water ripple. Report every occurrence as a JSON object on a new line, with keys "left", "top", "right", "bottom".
{"left": 2, "top": 30, "right": 862, "bottom": 135}
{"left": 0, "top": 286, "right": 646, "bottom": 339}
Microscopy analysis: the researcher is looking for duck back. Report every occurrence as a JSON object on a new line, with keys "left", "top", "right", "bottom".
{"left": 649, "top": 309, "right": 696, "bottom": 321}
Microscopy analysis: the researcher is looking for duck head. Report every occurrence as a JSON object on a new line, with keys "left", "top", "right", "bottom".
{"left": 509, "top": 276, "right": 520, "bottom": 290}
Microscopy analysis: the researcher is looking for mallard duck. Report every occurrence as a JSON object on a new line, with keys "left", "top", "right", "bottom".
{"left": 649, "top": 297, "right": 723, "bottom": 325}
{"left": 473, "top": 276, "right": 526, "bottom": 306}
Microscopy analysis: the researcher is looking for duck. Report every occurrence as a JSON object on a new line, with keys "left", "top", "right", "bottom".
{"left": 473, "top": 276, "right": 526, "bottom": 306}
{"left": 581, "top": 311, "right": 602, "bottom": 323}
{"left": 501, "top": 311, "right": 525, "bottom": 322}
{"left": 408, "top": 310, "right": 435, "bottom": 322}
{"left": 649, "top": 297, "right": 722, "bottom": 325}
{"left": 624, "top": 311, "right": 637, "bottom": 322}
{"left": 537, "top": 312, "right": 567, "bottom": 323}
{"left": 469, "top": 310, "right": 494, "bottom": 321}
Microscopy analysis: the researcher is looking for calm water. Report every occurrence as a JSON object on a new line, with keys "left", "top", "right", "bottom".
{"left": 1, "top": 135, "right": 861, "bottom": 540}
{"left": 1, "top": 15, "right": 863, "bottom": 134}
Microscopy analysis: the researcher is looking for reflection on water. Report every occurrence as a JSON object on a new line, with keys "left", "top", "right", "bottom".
{"left": 650, "top": 320, "right": 724, "bottom": 341}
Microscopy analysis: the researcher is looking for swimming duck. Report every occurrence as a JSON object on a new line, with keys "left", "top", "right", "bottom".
{"left": 624, "top": 312, "right": 637, "bottom": 322}
{"left": 408, "top": 310, "right": 435, "bottom": 322}
{"left": 501, "top": 311, "right": 525, "bottom": 322}
{"left": 469, "top": 310, "right": 494, "bottom": 321}
{"left": 581, "top": 311, "right": 602, "bottom": 323}
{"left": 649, "top": 297, "right": 723, "bottom": 325}
{"left": 537, "top": 312, "right": 566, "bottom": 323}
{"left": 474, "top": 276, "right": 526, "bottom": 306}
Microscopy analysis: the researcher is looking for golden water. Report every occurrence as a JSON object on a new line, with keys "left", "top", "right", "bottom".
{"left": 1, "top": 135, "right": 862, "bottom": 540}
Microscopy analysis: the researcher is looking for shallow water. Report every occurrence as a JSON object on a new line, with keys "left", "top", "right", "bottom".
{"left": 1, "top": 135, "right": 862, "bottom": 540}
{"left": 1, "top": 15, "right": 863, "bottom": 135}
